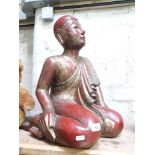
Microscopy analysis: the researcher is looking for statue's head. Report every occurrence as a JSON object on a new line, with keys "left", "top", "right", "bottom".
{"left": 53, "top": 15, "right": 85, "bottom": 49}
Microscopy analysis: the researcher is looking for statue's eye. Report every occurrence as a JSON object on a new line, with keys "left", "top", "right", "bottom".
{"left": 73, "top": 26, "right": 78, "bottom": 29}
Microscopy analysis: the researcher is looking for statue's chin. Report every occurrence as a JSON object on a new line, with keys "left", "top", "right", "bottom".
{"left": 77, "top": 44, "right": 85, "bottom": 50}
{"left": 64, "top": 43, "right": 85, "bottom": 50}
{"left": 77, "top": 42, "right": 86, "bottom": 49}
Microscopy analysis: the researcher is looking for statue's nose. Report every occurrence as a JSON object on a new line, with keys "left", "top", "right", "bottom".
{"left": 81, "top": 29, "right": 85, "bottom": 35}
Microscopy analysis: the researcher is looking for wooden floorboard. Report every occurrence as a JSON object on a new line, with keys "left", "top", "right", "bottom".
{"left": 19, "top": 129, "right": 134, "bottom": 155}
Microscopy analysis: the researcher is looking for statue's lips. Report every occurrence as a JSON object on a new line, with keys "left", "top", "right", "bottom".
{"left": 80, "top": 36, "right": 85, "bottom": 41}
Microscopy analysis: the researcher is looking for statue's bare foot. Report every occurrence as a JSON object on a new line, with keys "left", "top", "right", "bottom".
{"left": 29, "top": 126, "right": 44, "bottom": 139}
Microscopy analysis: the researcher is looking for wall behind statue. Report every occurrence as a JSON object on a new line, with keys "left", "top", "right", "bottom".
{"left": 19, "top": 28, "right": 34, "bottom": 93}
{"left": 19, "top": 4, "right": 135, "bottom": 130}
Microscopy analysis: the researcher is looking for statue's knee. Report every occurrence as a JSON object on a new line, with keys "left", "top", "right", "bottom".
{"left": 55, "top": 126, "right": 101, "bottom": 148}
{"left": 70, "top": 131, "right": 101, "bottom": 149}
{"left": 54, "top": 115, "right": 102, "bottom": 148}
{"left": 102, "top": 109, "right": 124, "bottom": 138}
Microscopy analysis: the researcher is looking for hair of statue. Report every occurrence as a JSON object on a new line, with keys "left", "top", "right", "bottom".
{"left": 53, "top": 15, "right": 78, "bottom": 36}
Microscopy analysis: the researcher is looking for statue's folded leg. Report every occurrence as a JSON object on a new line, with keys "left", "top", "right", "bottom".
{"left": 93, "top": 105, "right": 124, "bottom": 138}
{"left": 52, "top": 102, "right": 102, "bottom": 148}
{"left": 54, "top": 115, "right": 101, "bottom": 148}
{"left": 21, "top": 106, "right": 102, "bottom": 148}
{"left": 53, "top": 101, "right": 102, "bottom": 127}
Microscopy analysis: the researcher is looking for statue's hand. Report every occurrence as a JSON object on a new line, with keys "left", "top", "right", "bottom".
{"left": 39, "top": 112, "right": 56, "bottom": 142}
{"left": 42, "top": 111, "right": 55, "bottom": 128}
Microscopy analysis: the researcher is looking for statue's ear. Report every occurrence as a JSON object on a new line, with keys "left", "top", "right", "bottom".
{"left": 56, "top": 29, "right": 64, "bottom": 45}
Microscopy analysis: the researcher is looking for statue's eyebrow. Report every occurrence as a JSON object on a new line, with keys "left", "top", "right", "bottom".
{"left": 72, "top": 21, "right": 77, "bottom": 24}
{"left": 71, "top": 21, "right": 80, "bottom": 27}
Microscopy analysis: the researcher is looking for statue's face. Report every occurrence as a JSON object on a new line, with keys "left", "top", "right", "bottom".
{"left": 60, "top": 18, "right": 85, "bottom": 49}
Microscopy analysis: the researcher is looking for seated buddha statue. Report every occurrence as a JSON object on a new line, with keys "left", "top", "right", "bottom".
{"left": 21, "top": 15, "right": 123, "bottom": 149}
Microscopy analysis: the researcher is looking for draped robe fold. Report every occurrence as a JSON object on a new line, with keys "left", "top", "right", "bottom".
{"left": 52, "top": 57, "right": 100, "bottom": 104}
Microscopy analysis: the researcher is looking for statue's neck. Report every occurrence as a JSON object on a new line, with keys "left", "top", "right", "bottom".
{"left": 63, "top": 49, "right": 80, "bottom": 60}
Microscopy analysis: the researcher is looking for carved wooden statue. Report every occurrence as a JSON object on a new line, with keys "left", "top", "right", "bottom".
{"left": 21, "top": 15, "right": 123, "bottom": 149}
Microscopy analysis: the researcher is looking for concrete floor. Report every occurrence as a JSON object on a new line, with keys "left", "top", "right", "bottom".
{"left": 19, "top": 129, "right": 134, "bottom": 155}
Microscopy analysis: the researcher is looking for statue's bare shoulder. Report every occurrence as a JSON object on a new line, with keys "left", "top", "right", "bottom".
{"left": 43, "top": 55, "right": 64, "bottom": 71}
{"left": 79, "top": 56, "right": 93, "bottom": 65}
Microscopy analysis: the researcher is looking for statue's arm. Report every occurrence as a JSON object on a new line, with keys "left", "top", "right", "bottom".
{"left": 36, "top": 57, "right": 55, "bottom": 113}
{"left": 95, "top": 85, "right": 108, "bottom": 107}
{"left": 84, "top": 57, "right": 108, "bottom": 107}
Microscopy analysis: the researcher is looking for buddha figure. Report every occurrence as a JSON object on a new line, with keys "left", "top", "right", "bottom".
{"left": 22, "top": 15, "right": 123, "bottom": 149}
